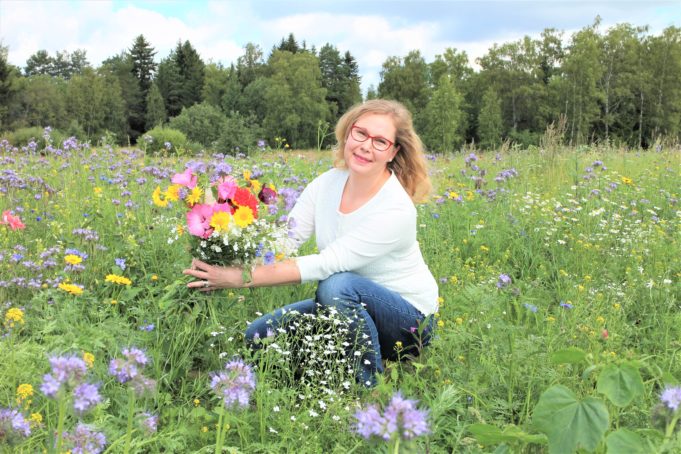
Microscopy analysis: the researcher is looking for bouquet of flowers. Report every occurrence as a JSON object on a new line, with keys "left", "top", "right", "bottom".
{"left": 154, "top": 167, "right": 296, "bottom": 270}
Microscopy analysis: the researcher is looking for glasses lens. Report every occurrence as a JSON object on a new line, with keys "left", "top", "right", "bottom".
{"left": 351, "top": 127, "right": 368, "bottom": 142}
{"left": 372, "top": 138, "right": 390, "bottom": 151}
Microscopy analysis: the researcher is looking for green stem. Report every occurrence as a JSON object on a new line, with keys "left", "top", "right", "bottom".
{"left": 392, "top": 437, "right": 401, "bottom": 454}
{"left": 665, "top": 412, "right": 680, "bottom": 440}
{"left": 215, "top": 410, "right": 229, "bottom": 454}
{"left": 54, "top": 397, "right": 67, "bottom": 454}
{"left": 124, "top": 388, "right": 136, "bottom": 454}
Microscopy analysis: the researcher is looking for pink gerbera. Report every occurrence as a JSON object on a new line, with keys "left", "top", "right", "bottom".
{"left": 1, "top": 210, "right": 26, "bottom": 230}
{"left": 186, "top": 204, "right": 214, "bottom": 238}
{"left": 217, "top": 177, "right": 238, "bottom": 203}
{"left": 171, "top": 168, "right": 197, "bottom": 189}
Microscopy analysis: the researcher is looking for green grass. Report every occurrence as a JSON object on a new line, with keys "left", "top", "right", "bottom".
{"left": 0, "top": 140, "right": 680, "bottom": 452}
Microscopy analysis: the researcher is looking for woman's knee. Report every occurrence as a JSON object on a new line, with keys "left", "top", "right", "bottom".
{"left": 316, "top": 272, "right": 357, "bottom": 305}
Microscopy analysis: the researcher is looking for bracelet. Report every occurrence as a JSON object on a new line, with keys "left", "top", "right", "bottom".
{"left": 241, "top": 266, "right": 255, "bottom": 287}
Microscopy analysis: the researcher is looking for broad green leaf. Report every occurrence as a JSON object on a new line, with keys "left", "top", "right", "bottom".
{"left": 550, "top": 347, "right": 587, "bottom": 365}
{"left": 468, "top": 423, "right": 548, "bottom": 445}
{"left": 606, "top": 429, "right": 652, "bottom": 453}
{"left": 597, "top": 363, "right": 644, "bottom": 407}
{"left": 533, "top": 385, "right": 609, "bottom": 454}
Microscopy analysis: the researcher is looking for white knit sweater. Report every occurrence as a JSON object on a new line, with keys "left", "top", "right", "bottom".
{"left": 289, "top": 168, "right": 438, "bottom": 316}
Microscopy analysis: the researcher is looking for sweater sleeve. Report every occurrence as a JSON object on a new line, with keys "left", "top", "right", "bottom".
{"left": 295, "top": 207, "right": 414, "bottom": 282}
{"left": 285, "top": 174, "right": 319, "bottom": 250}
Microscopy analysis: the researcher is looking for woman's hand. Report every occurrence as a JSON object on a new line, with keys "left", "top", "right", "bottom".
{"left": 182, "top": 258, "right": 244, "bottom": 292}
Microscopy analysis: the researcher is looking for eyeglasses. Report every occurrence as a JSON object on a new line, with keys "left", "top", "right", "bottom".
{"left": 350, "top": 125, "right": 395, "bottom": 152}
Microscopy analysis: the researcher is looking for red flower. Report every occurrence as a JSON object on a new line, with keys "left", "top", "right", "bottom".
{"left": 232, "top": 187, "right": 259, "bottom": 218}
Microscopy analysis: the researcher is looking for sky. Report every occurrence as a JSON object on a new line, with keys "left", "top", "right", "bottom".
{"left": 1, "top": 0, "right": 679, "bottom": 92}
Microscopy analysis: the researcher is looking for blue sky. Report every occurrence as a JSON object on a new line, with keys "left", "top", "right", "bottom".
{"left": 2, "top": 0, "right": 679, "bottom": 92}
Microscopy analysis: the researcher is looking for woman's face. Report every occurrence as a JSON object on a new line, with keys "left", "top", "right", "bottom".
{"left": 343, "top": 113, "right": 399, "bottom": 179}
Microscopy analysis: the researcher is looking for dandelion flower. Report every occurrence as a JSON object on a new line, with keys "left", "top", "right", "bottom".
{"left": 58, "top": 282, "right": 84, "bottom": 295}
{"left": 105, "top": 274, "right": 132, "bottom": 286}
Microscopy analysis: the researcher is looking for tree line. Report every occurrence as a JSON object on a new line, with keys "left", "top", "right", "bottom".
{"left": 1, "top": 18, "right": 679, "bottom": 152}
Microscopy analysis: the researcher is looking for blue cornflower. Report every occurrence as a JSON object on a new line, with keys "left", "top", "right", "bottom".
{"left": 115, "top": 258, "right": 126, "bottom": 270}
{"left": 523, "top": 303, "right": 538, "bottom": 313}
{"left": 560, "top": 301, "right": 573, "bottom": 309}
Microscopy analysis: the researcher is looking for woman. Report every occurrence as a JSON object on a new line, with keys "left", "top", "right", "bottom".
{"left": 183, "top": 99, "right": 439, "bottom": 386}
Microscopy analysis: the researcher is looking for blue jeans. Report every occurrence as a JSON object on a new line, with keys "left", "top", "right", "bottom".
{"left": 245, "top": 272, "right": 433, "bottom": 387}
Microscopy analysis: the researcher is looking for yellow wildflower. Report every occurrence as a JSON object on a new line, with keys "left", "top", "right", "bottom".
{"left": 16, "top": 384, "right": 34, "bottom": 403}
{"left": 176, "top": 224, "right": 185, "bottom": 236}
{"left": 5, "top": 307, "right": 25, "bottom": 327}
{"left": 596, "top": 316, "right": 605, "bottom": 325}
{"left": 613, "top": 303, "right": 621, "bottom": 310}
{"left": 243, "top": 169, "right": 251, "bottom": 180}
{"left": 437, "top": 319, "right": 445, "bottom": 328}
{"left": 621, "top": 176, "right": 634, "bottom": 185}
{"left": 210, "top": 211, "right": 231, "bottom": 233}
{"left": 455, "top": 317, "right": 463, "bottom": 325}
{"left": 165, "top": 184, "right": 182, "bottom": 202}
{"left": 479, "top": 245, "right": 489, "bottom": 253}
{"left": 58, "top": 282, "right": 83, "bottom": 295}
{"left": 64, "top": 254, "right": 82, "bottom": 266}
{"left": 233, "top": 206, "right": 255, "bottom": 228}
{"left": 201, "top": 426, "right": 208, "bottom": 433}
{"left": 194, "top": 399, "right": 201, "bottom": 407}
{"left": 93, "top": 187, "right": 102, "bottom": 195}
{"left": 465, "top": 191, "right": 474, "bottom": 201}
{"left": 111, "top": 300, "right": 118, "bottom": 305}
{"left": 151, "top": 275, "right": 158, "bottom": 281}
{"left": 152, "top": 186, "right": 169, "bottom": 207}
{"left": 83, "top": 352, "right": 95, "bottom": 368}
{"left": 394, "top": 341, "right": 403, "bottom": 351}
{"left": 450, "top": 275, "right": 458, "bottom": 285}
{"left": 186, "top": 187, "right": 203, "bottom": 206}
{"left": 448, "top": 191, "right": 459, "bottom": 200}
{"left": 547, "top": 316, "right": 556, "bottom": 323}
{"left": 250, "top": 179, "right": 262, "bottom": 193}
{"left": 105, "top": 274, "right": 132, "bottom": 286}
{"left": 437, "top": 296, "right": 444, "bottom": 304}
{"left": 29, "top": 413, "right": 42, "bottom": 425}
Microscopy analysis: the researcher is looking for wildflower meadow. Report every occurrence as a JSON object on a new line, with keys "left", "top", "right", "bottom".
{"left": 1, "top": 132, "right": 680, "bottom": 453}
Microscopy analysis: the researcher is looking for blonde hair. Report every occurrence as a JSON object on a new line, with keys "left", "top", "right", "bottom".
{"left": 333, "top": 99, "right": 432, "bottom": 203}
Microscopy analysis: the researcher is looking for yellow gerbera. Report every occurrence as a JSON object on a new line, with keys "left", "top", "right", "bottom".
{"left": 152, "top": 186, "right": 169, "bottom": 207}
{"left": 233, "top": 206, "right": 255, "bottom": 228}
{"left": 64, "top": 254, "right": 82, "bottom": 265}
{"left": 165, "top": 184, "right": 182, "bottom": 202}
{"left": 210, "top": 211, "right": 231, "bottom": 233}
{"left": 186, "top": 187, "right": 203, "bottom": 206}
{"left": 105, "top": 274, "right": 132, "bottom": 286}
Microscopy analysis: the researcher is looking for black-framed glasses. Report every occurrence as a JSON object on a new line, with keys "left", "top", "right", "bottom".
{"left": 350, "top": 125, "right": 395, "bottom": 152}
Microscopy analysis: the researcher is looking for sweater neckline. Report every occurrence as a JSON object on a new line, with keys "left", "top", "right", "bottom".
{"left": 336, "top": 170, "right": 394, "bottom": 216}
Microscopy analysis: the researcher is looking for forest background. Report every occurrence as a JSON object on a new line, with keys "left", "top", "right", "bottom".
{"left": 0, "top": 17, "right": 680, "bottom": 153}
